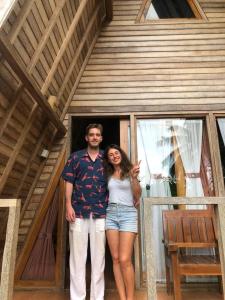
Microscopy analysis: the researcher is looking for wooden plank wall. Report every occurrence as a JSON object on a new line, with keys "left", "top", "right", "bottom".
{"left": 70, "top": 0, "right": 225, "bottom": 113}
{"left": 0, "top": 0, "right": 105, "bottom": 259}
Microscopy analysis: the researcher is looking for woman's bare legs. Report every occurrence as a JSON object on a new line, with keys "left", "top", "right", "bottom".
{"left": 106, "top": 230, "right": 126, "bottom": 300}
{"left": 119, "top": 232, "right": 136, "bottom": 300}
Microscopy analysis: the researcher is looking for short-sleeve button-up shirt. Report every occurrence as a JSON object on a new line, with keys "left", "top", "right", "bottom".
{"left": 61, "top": 149, "right": 108, "bottom": 218}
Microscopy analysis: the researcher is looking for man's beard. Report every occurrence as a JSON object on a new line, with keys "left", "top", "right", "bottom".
{"left": 88, "top": 143, "right": 100, "bottom": 150}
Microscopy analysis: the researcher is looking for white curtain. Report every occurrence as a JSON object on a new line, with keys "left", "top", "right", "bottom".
{"left": 173, "top": 119, "right": 212, "bottom": 283}
{"left": 218, "top": 118, "right": 225, "bottom": 146}
{"left": 137, "top": 119, "right": 173, "bottom": 282}
{"left": 172, "top": 119, "right": 205, "bottom": 208}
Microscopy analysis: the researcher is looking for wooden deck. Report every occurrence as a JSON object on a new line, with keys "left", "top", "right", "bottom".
{"left": 13, "top": 289, "right": 223, "bottom": 300}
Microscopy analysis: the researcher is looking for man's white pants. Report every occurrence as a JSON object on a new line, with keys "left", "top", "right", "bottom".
{"left": 69, "top": 216, "right": 105, "bottom": 300}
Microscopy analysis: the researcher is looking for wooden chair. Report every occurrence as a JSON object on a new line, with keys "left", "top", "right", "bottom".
{"left": 162, "top": 209, "right": 222, "bottom": 300}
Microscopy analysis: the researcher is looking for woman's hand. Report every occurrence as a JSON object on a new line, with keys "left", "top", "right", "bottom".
{"left": 130, "top": 160, "right": 141, "bottom": 179}
{"left": 130, "top": 161, "right": 142, "bottom": 207}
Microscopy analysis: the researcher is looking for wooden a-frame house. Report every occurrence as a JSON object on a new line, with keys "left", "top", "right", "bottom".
{"left": 1, "top": 0, "right": 225, "bottom": 299}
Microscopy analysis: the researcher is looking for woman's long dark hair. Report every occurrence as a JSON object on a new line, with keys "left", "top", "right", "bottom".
{"left": 103, "top": 144, "right": 132, "bottom": 179}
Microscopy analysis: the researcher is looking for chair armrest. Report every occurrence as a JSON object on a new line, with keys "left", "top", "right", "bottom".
{"left": 167, "top": 242, "right": 217, "bottom": 252}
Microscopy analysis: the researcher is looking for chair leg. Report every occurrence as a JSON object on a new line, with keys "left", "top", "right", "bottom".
{"left": 165, "top": 264, "right": 172, "bottom": 294}
{"left": 171, "top": 253, "right": 182, "bottom": 300}
{"left": 218, "top": 275, "right": 223, "bottom": 294}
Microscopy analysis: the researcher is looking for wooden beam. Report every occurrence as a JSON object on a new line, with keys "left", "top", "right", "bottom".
{"left": 55, "top": 178, "right": 65, "bottom": 287}
{"left": 0, "top": 104, "right": 38, "bottom": 194}
{"left": 208, "top": 113, "right": 225, "bottom": 196}
{"left": 15, "top": 120, "right": 50, "bottom": 199}
{"left": 105, "top": 0, "right": 113, "bottom": 22}
{"left": 27, "top": 0, "right": 67, "bottom": 74}
{"left": 15, "top": 147, "right": 66, "bottom": 281}
{"left": 57, "top": 1, "right": 102, "bottom": 103}
{"left": 0, "top": 199, "right": 20, "bottom": 300}
{"left": 18, "top": 128, "right": 58, "bottom": 222}
{"left": 0, "top": 85, "right": 24, "bottom": 138}
{"left": 0, "top": 32, "right": 66, "bottom": 136}
{"left": 8, "top": 0, "right": 36, "bottom": 44}
{"left": 60, "top": 27, "right": 101, "bottom": 121}
{"left": 41, "top": 0, "right": 89, "bottom": 94}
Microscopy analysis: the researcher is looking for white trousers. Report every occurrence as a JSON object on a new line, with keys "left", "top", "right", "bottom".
{"left": 69, "top": 216, "right": 106, "bottom": 300}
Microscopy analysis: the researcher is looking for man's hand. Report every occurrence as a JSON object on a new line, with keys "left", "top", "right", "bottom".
{"left": 66, "top": 204, "right": 76, "bottom": 223}
{"left": 65, "top": 182, "right": 75, "bottom": 222}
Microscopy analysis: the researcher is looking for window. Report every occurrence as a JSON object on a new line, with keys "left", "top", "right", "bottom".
{"left": 137, "top": 117, "right": 214, "bottom": 281}
{"left": 137, "top": 118, "right": 214, "bottom": 199}
{"left": 137, "top": 0, "right": 207, "bottom": 22}
{"left": 217, "top": 118, "right": 225, "bottom": 183}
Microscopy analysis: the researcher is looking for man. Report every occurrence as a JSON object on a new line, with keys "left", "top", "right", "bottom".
{"left": 61, "top": 124, "right": 108, "bottom": 300}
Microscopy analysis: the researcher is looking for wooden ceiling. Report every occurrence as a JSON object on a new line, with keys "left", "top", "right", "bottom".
{"left": 0, "top": 1, "right": 109, "bottom": 269}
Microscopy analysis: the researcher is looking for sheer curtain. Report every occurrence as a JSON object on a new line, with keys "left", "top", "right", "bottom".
{"left": 172, "top": 119, "right": 205, "bottom": 208}
{"left": 137, "top": 119, "right": 173, "bottom": 282}
{"left": 21, "top": 188, "right": 59, "bottom": 280}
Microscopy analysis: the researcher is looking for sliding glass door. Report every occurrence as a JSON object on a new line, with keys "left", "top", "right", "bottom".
{"left": 136, "top": 118, "right": 215, "bottom": 282}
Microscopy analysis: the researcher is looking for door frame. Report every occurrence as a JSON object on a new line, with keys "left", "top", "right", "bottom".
{"left": 66, "top": 111, "right": 225, "bottom": 289}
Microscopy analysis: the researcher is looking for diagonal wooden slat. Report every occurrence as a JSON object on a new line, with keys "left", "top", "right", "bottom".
{"left": 0, "top": 32, "right": 66, "bottom": 136}
{"left": 15, "top": 147, "right": 66, "bottom": 281}
{"left": 8, "top": 0, "right": 36, "bottom": 44}
{"left": 0, "top": 85, "right": 24, "bottom": 138}
{"left": 27, "top": 0, "right": 67, "bottom": 74}
{"left": 41, "top": 0, "right": 90, "bottom": 94}
{"left": 57, "top": 0, "right": 103, "bottom": 103}
{"left": 0, "top": 104, "right": 38, "bottom": 194}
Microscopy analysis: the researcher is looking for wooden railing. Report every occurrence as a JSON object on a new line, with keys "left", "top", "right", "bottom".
{"left": 143, "top": 197, "right": 225, "bottom": 300}
{"left": 0, "top": 199, "right": 21, "bottom": 300}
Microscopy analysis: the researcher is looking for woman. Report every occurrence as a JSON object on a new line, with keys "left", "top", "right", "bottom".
{"left": 104, "top": 144, "right": 141, "bottom": 300}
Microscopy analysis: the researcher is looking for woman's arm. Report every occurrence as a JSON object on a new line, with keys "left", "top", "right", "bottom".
{"left": 130, "top": 162, "right": 142, "bottom": 207}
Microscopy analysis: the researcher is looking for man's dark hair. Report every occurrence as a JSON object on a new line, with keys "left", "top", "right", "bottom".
{"left": 85, "top": 123, "right": 103, "bottom": 135}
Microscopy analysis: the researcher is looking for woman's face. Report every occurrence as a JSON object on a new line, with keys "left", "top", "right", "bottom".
{"left": 107, "top": 148, "right": 122, "bottom": 166}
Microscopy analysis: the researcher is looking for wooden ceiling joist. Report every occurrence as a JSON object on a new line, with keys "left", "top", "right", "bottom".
{"left": 0, "top": 103, "right": 38, "bottom": 195}
{"left": 40, "top": 0, "right": 89, "bottom": 94}
{"left": 105, "top": 0, "right": 113, "bottom": 22}
{"left": 27, "top": 0, "right": 67, "bottom": 74}
{"left": 61, "top": 30, "right": 100, "bottom": 120}
{"left": 0, "top": 85, "right": 24, "bottom": 138}
{"left": 8, "top": 0, "right": 36, "bottom": 44}
{"left": 0, "top": 32, "right": 66, "bottom": 136}
{"left": 15, "top": 120, "right": 49, "bottom": 199}
{"left": 57, "top": 1, "right": 102, "bottom": 102}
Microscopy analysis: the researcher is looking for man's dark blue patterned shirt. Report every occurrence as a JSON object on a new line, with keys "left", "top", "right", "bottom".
{"left": 61, "top": 149, "right": 108, "bottom": 219}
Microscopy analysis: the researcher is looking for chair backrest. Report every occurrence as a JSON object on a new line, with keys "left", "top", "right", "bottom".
{"left": 162, "top": 209, "right": 216, "bottom": 244}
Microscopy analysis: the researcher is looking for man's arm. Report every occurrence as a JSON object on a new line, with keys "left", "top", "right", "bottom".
{"left": 65, "top": 181, "right": 76, "bottom": 222}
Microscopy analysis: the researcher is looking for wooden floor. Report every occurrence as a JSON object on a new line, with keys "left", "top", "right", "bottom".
{"left": 13, "top": 289, "right": 223, "bottom": 300}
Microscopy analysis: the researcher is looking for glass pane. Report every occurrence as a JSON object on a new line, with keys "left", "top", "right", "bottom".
{"left": 137, "top": 118, "right": 215, "bottom": 281}
{"left": 217, "top": 118, "right": 225, "bottom": 183}
{"left": 137, "top": 118, "right": 214, "bottom": 199}
{"left": 145, "top": 0, "right": 195, "bottom": 19}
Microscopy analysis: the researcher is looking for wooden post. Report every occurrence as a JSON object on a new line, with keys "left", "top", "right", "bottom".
{"left": 0, "top": 199, "right": 21, "bottom": 300}
{"left": 172, "top": 131, "right": 186, "bottom": 209}
{"left": 105, "top": 0, "right": 113, "bottom": 22}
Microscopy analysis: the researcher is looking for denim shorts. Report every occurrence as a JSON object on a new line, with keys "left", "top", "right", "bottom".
{"left": 106, "top": 203, "right": 138, "bottom": 233}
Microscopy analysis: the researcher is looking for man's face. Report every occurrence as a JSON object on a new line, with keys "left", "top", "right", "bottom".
{"left": 85, "top": 128, "right": 102, "bottom": 148}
